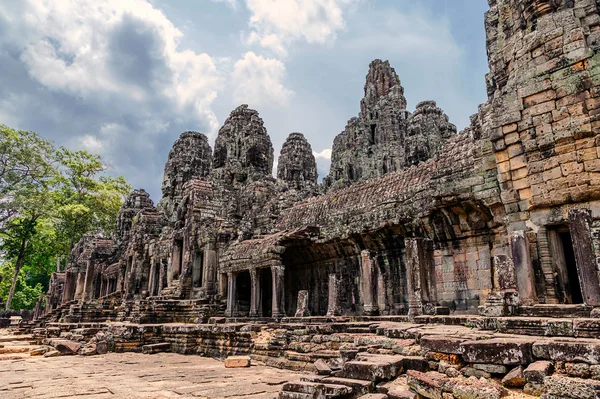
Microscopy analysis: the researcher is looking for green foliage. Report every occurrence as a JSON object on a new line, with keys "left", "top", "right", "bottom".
{"left": 0, "top": 262, "right": 43, "bottom": 310}
{"left": 0, "top": 126, "right": 132, "bottom": 309}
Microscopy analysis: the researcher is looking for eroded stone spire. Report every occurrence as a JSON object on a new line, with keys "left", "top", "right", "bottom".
{"left": 277, "top": 133, "right": 318, "bottom": 191}
{"left": 212, "top": 105, "right": 274, "bottom": 184}
{"left": 158, "top": 131, "right": 212, "bottom": 221}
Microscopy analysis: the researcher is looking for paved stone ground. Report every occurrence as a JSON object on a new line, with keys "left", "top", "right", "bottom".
{"left": 0, "top": 343, "right": 303, "bottom": 399}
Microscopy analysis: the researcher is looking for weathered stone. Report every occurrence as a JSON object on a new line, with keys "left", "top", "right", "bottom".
{"left": 277, "top": 133, "right": 318, "bottom": 192}
{"left": 453, "top": 377, "right": 505, "bottom": 399}
{"left": 502, "top": 366, "right": 526, "bottom": 388}
{"left": 225, "top": 355, "right": 251, "bottom": 368}
{"left": 313, "top": 359, "right": 332, "bottom": 375}
{"left": 473, "top": 363, "right": 507, "bottom": 374}
{"left": 460, "top": 339, "right": 534, "bottom": 365}
{"left": 543, "top": 375, "right": 600, "bottom": 399}
{"left": 533, "top": 339, "right": 600, "bottom": 364}
{"left": 53, "top": 339, "right": 82, "bottom": 355}
{"left": 524, "top": 361, "right": 554, "bottom": 384}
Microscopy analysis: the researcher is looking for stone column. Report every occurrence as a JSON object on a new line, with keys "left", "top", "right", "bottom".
{"left": 360, "top": 250, "right": 378, "bottom": 315}
{"left": 271, "top": 265, "right": 285, "bottom": 318}
{"left": 326, "top": 274, "right": 341, "bottom": 317}
{"left": 74, "top": 272, "right": 86, "bottom": 300}
{"left": 249, "top": 268, "right": 260, "bottom": 317}
{"left": 203, "top": 242, "right": 218, "bottom": 295}
{"left": 510, "top": 231, "right": 537, "bottom": 305}
{"left": 295, "top": 290, "right": 310, "bottom": 317}
{"left": 148, "top": 259, "right": 157, "bottom": 297}
{"left": 171, "top": 244, "right": 182, "bottom": 281}
{"left": 99, "top": 277, "right": 106, "bottom": 298}
{"left": 405, "top": 238, "right": 423, "bottom": 318}
{"left": 62, "top": 272, "right": 76, "bottom": 305}
{"left": 569, "top": 209, "right": 600, "bottom": 306}
{"left": 82, "top": 259, "right": 95, "bottom": 302}
{"left": 225, "top": 272, "right": 236, "bottom": 317}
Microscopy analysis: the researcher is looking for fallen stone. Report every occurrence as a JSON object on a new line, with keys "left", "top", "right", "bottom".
{"left": 461, "top": 367, "right": 490, "bottom": 379}
{"left": 43, "top": 349, "right": 60, "bottom": 357}
{"left": 282, "top": 381, "right": 351, "bottom": 397}
{"left": 53, "top": 339, "right": 82, "bottom": 355}
{"left": 473, "top": 363, "right": 507, "bottom": 374}
{"left": 313, "top": 359, "right": 332, "bottom": 375}
{"left": 460, "top": 338, "right": 534, "bottom": 365}
{"left": 502, "top": 366, "right": 526, "bottom": 388}
{"left": 523, "top": 361, "right": 553, "bottom": 383}
{"left": 420, "top": 336, "right": 466, "bottom": 355}
{"left": 453, "top": 377, "right": 506, "bottom": 399}
{"left": 142, "top": 342, "right": 170, "bottom": 354}
{"left": 361, "top": 395, "right": 388, "bottom": 399}
{"left": 565, "top": 362, "right": 591, "bottom": 378}
{"left": 543, "top": 375, "right": 600, "bottom": 399}
{"left": 406, "top": 370, "right": 453, "bottom": 399}
{"left": 591, "top": 365, "right": 600, "bottom": 380}
{"left": 225, "top": 355, "right": 251, "bottom": 368}
{"left": 96, "top": 341, "right": 108, "bottom": 354}
{"left": 29, "top": 346, "right": 51, "bottom": 356}
{"left": 81, "top": 343, "right": 97, "bottom": 356}
{"left": 533, "top": 339, "right": 600, "bottom": 364}
{"left": 524, "top": 382, "right": 545, "bottom": 396}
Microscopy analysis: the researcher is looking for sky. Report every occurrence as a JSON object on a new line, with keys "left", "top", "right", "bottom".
{"left": 0, "top": 0, "right": 490, "bottom": 202}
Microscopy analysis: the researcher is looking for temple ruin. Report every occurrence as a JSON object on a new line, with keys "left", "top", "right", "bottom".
{"left": 26, "top": 1, "right": 600, "bottom": 398}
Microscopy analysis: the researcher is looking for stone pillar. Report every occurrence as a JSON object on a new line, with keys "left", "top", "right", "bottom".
{"left": 360, "top": 250, "right": 378, "bottom": 315}
{"left": 99, "top": 277, "right": 106, "bottom": 298}
{"left": 510, "top": 231, "right": 537, "bottom": 305}
{"left": 82, "top": 260, "right": 95, "bottom": 302}
{"left": 74, "top": 272, "right": 86, "bottom": 300}
{"left": 203, "top": 242, "right": 218, "bottom": 295}
{"left": 249, "top": 268, "right": 260, "bottom": 317}
{"left": 326, "top": 274, "right": 341, "bottom": 317}
{"left": 271, "top": 265, "right": 285, "bottom": 318}
{"left": 295, "top": 290, "right": 310, "bottom": 317}
{"left": 171, "top": 244, "right": 182, "bottom": 281}
{"left": 405, "top": 238, "right": 424, "bottom": 318}
{"left": 148, "top": 259, "right": 157, "bottom": 297}
{"left": 569, "top": 209, "right": 600, "bottom": 306}
{"left": 62, "top": 272, "right": 76, "bottom": 305}
{"left": 225, "top": 272, "right": 236, "bottom": 317}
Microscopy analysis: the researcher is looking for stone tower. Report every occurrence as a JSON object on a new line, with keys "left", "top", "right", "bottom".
{"left": 212, "top": 104, "right": 274, "bottom": 184}
{"left": 115, "top": 189, "right": 154, "bottom": 247}
{"left": 277, "top": 133, "right": 318, "bottom": 191}
{"left": 405, "top": 101, "right": 457, "bottom": 166}
{"left": 327, "top": 60, "right": 410, "bottom": 185}
{"left": 157, "top": 131, "right": 212, "bottom": 221}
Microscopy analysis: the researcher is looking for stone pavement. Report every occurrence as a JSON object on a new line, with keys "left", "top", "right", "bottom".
{"left": 0, "top": 351, "right": 303, "bottom": 399}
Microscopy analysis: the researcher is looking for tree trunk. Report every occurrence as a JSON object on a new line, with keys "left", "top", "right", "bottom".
{"left": 5, "top": 236, "right": 28, "bottom": 311}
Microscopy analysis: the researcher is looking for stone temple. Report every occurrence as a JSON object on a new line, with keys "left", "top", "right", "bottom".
{"left": 27, "top": 1, "right": 600, "bottom": 397}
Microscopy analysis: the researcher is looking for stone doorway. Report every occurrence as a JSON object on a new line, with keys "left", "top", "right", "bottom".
{"left": 260, "top": 268, "right": 272, "bottom": 317}
{"left": 236, "top": 271, "right": 251, "bottom": 316}
{"left": 548, "top": 226, "right": 583, "bottom": 304}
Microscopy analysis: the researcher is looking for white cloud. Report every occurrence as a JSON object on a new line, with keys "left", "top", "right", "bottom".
{"left": 243, "top": 0, "right": 358, "bottom": 56}
{"left": 0, "top": 0, "right": 225, "bottom": 197}
{"left": 231, "top": 51, "right": 294, "bottom": 107}
{"left": 313, "top": 148, "right": 332, "bottom": 160}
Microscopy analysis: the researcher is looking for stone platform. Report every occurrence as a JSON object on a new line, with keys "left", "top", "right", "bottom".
{"left": 24, "top": 315, "right": 600, "bottom": 398}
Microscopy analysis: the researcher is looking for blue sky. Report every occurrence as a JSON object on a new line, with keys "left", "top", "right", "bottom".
{"left": 0, "top": 0, "right": 489, "bottom": 201}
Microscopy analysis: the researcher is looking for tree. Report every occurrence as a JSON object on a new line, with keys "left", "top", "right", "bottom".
{"left": 0, "top": 125, "right": 56, "bottom": 230}
{"left": 0, "top": 127, "right": 131, "bottom": 310}
{"left": 53, "top": 148, "right": 131, "bottom": 256}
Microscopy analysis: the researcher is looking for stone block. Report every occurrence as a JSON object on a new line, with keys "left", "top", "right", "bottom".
{"left": 452, "top": 378, "right": 506, "bottom": 399}
{"left": 420, "top": 336, "right": 466, "bottom": 355}
{"left": 473, "top": 363, "right": 508, "bottom": 374}
{"left": 543, "top": 375, "right": 600, "bottom": 399}
{"left": 502, "top": 366, "right": 526, "bottom": 388}
{"left": 406, "top": 370, "right": 451, "bottom": 399}
{"left": 460, "top": 338, "right": 535, "bottom": 365}
{"left": 225, "top": 355, "right": 251, "bottom": 368}
{"left": 524, "top": 361, "right": 554, "bottom": 384}
{"left": 532, "top": 339, "right": 600, "bottom": 364}
{"left": 313, "top": 359, "right": 332, "bottom": 375}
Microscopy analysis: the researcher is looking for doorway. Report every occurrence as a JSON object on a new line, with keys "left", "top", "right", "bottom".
{"left": 236, "top": 271, "right": 251, "bottom": 316}
{"left": 549, "top": 227, "right": 583, "bottom": 304}
{"left": 260, "top": 268, "right": 272, "bottom": 317}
